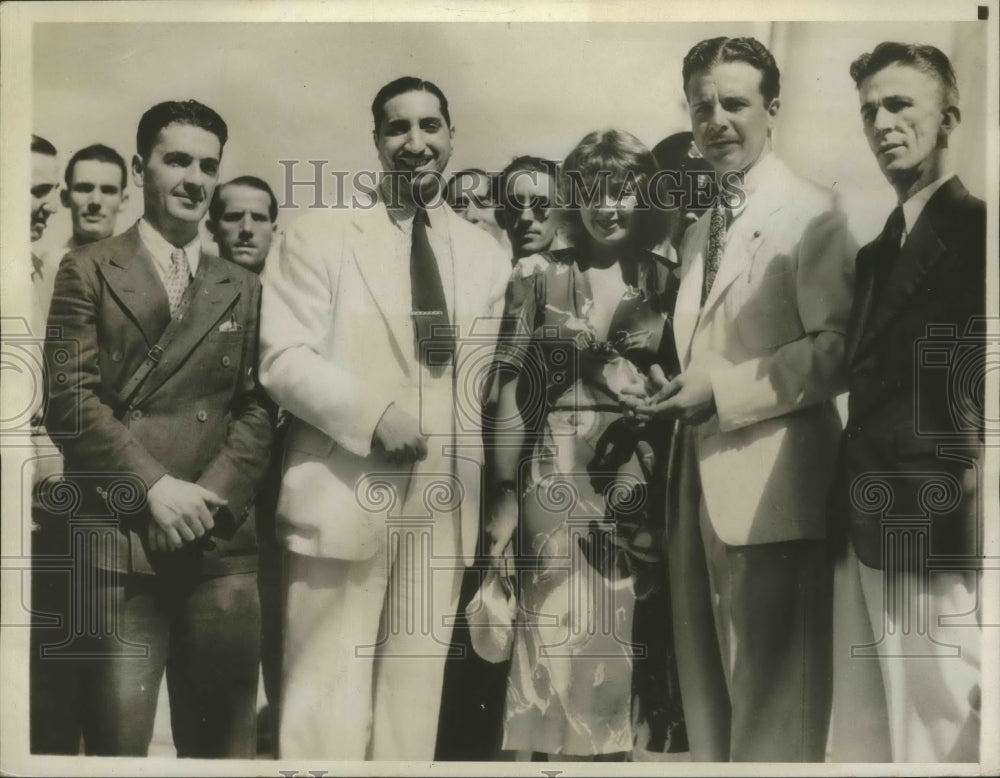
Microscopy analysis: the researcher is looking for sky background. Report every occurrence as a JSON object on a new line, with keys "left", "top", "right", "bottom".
{"left": 32, "top": 20, "right": 989, "bottom": 253}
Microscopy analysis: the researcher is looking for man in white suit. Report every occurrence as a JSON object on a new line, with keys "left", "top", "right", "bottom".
{"left": 627, "top": 37, "right": 856, "bottom": 760}
{"left": 259, "top": 76, "right": 511, "bottom": 760}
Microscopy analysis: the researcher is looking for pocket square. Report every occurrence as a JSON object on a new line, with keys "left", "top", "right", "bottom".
{"left": 218, "top": 318, "right": 242, "bottom": 333}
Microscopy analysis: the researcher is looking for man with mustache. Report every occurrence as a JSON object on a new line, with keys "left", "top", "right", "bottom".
{"left": 624, "top": 37, "right": 856, "bottom": 760}
{"left": 208, "top": 173, "right": 284, "bottom": 753}
{"left": 42, "top": 99, "right": 273, "bottom": 757}
{"left": 208, "top": 175, "right": 278, "bottom": 273}
{"left": 836, "top": 42, "right": 984, "bottom": 762}
{"left": 260, "top": 76, "right": 511, "bottom": 760}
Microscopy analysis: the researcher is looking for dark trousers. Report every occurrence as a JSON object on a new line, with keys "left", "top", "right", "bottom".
{"left": 34, "top": 565, "right": 261, "bottom": 758}
{"left": 435, "top": 561, "right": 510, "bottom": 760}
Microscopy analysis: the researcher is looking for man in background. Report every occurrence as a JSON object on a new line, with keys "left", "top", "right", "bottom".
{"left": 59, "top": 143, "right": 129, "bottom": 249}
{"left": 208, "top": 173, "right": 283, "bottom": 755}
{"left": 446, "top": 167, "right": 508, "bottom": 247}
{"left": 30, "top": 135, "right": 61, "bottom": 319}
{"left": 494, "top": 155, "right": 561, "bottom": 263}
{"left": 208, "top": 175, "right": 278, "bottom": 273}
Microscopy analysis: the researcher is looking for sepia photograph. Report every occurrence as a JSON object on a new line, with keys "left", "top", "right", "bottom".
{"left": 1, "top": 1, "right": 997, "bottom": 775}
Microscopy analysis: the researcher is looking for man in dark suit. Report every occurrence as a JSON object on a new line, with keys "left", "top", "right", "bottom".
{"left": 42, "top": 100, "right": 274, "bottom": 758}
{"left": 839, "top": 42, "right": 984, "bottom": 762}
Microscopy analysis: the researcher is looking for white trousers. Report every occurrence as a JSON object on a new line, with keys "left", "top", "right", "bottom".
{"left": 856, "top": 561, "right": 981, "bottom": 762}
{"left": 279, "top": 509, "right": 463, "bottom": 760}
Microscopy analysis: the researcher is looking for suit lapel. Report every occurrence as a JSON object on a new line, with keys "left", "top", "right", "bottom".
{"left": 845, "top": 244, "right": 879, "bottom": 365}
{"left": 98, "top": 224, "right": 171, "bottom": 346}
{"left": 674, "top": 213, "right": 710, "bottom": 367}
{"left": 853, "top": 181, "right": 960, "bottom": 357}
{"left": 349, "top": 207, "right": 415, "bottom": 374}
{"left": 131, "top": 253, "right": 242, "bottom": 404}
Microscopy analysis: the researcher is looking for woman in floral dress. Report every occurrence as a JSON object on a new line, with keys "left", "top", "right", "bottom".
{"left": 487, "top": 129, "right": 685, "bottom": 759}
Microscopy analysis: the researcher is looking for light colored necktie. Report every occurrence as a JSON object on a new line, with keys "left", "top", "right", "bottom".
{"left": 165, "top": 247, "right": 191, "bottom": 314}
{"left": 701, "top": 203, "right": 727, "bottom": 306}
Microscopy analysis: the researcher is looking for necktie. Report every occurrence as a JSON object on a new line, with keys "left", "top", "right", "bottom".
{"left": 165, "top": 247, "right": 191, "bottom": 315}
{"left": 872, "top": 206, "right": 905, "bottom": 296}
{"left": 701, "top": 203, "right": 727, "bottom": 306}
{"left": 410, "top": 207, "right": 454, "bottom": 367}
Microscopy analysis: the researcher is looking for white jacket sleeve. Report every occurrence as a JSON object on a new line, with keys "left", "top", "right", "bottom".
{"left": 259, "top": 213, "right": 396, "bottom": 457}
{"left": 711, "top": 206, "right": 857, "bottom": 432}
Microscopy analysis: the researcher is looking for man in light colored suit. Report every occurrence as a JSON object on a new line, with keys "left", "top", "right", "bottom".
{"left": 626, "top": 37, "right": 855, "bottom": 760}
{"left": 259, "top": 76, "right": 511, "bottom": 760}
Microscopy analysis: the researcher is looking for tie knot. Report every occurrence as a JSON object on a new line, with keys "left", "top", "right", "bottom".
{"left": 885, "top": 206, "right": 905, "bottom": 247}
{"left": 413, "top": 206, "right": 430, "bottom": 228}
{"left": 171, "top": 247, "right": 187, "bottom": 269}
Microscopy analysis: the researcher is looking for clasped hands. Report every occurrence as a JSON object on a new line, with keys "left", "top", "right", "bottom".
{"left": 147, "top": 474, "right": 227, "bottom": 552}
{"left": 619, "top": 364, "right": 717, "bottom": 425}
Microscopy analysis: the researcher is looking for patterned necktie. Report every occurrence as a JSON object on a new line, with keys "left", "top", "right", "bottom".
{"left": 701, "top": 203, "right": 727, "bottom": 306}
{"left": 165, "top": 247, "right": 191, "bottom": 314}
{"left": 410, "top": 207, "right": 453, "bottom": 367}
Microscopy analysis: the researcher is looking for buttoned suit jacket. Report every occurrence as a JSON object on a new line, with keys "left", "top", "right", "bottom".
{"left": 259, "top": 203, "right": 511, "bottom": 565}
{"left": 839, "top": 176, "right": 985, "bottom": 569}
{"left": 43, "top": 223, "right": 275, "bottom": 576}
{"left": 673, "top": 156, "right": 856, "bottom": 545}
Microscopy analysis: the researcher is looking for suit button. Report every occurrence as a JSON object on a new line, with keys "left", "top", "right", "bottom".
{"left": 221, "top": 355, "right": 232, "bottom": 367}
{"left": 111, "top": 351, "right": 123, "bottom": 363}
{"left": 130, "top": 409, "right": 143, "bottom": 421}
{"left": 196, "top": 410, "right": 208, "bottom": 422}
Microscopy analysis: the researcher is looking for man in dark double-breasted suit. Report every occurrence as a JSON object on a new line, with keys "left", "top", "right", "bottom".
{"left": 837, "top": 43, "right": 985, "bottom": 762}
{"left": 41, "top": 100, "right": 273, "bottom": 758}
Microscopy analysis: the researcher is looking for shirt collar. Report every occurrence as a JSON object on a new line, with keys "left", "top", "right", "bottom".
{"left": 137, "top": 217, "right": 201, "bottom": 276}
{"left": 378, "top": 180, "right": 446, "bottom": 234}
{"left": 720, "top": 150, "right": 777, "bottom": 222}
{"left": 900, "top": 172, "right": 953, "bottom": 238}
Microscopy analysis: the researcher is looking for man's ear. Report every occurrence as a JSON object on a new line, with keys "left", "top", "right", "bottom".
{"left": 942, "top": 104, "right": 961, "bottom": 136}
{"left": 766, "top": 97, "right": 781, "bottom": 133}
{"left": 60, "top": 188, "right": 71, "bottom": 208}
{"left": 131, "top": 155, "right": 145, "bottom": 188}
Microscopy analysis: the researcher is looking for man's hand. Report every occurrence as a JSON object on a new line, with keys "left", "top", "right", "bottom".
{"left": 372, "top": 403, "right": 428, "bottom": 465}
{"left": 619, "top": 363, "right": 672, "bottom": 425}
{"left": 146, "top": 475, "right": 226, "bottom": 551}
{"left": 638, "top": 367, "right": 716, "bottom": 425}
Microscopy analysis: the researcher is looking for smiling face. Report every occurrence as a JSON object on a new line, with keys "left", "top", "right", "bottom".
{"left": 858, "top": 63, "right": 956, "bottom": 197}
{"left": 374, "top": 89, "right": 453, "bottom": 203}
{"left": 210, "top": 183, "right": 275, "bottom": 273}
{"left": 580, "top": 187, "right": 638, "bottom": 249}
{"left": 63, "top": 159, "right": 127, "bottom": 244}
{"left": 31, "top": 151, "right": 61, "bottom": 242}
{"left": 686, "top": 60, "right": 779, "bottom": 175}
{"left": 133, "top": 122, "right": 221, "bottom": 243}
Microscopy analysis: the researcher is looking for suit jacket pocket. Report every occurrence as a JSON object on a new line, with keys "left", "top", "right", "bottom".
{"left": 733, "top": 269, "right": 804, "bottom": 352}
